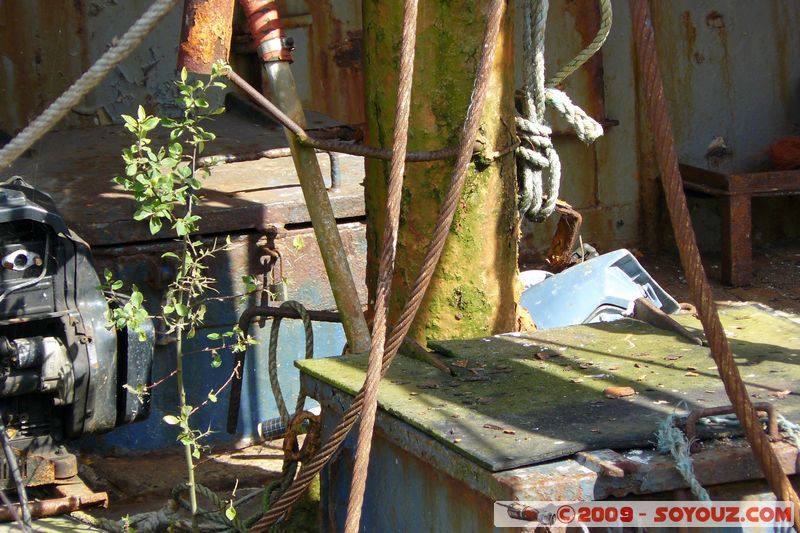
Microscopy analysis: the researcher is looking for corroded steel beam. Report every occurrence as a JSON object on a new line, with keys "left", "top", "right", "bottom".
{"left": 178, "top": 0, "right": 236, "bottom": 74}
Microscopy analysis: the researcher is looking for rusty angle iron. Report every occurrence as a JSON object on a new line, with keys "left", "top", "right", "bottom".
{"left": 545, "top": 200, "right": 583, "bottom": 272}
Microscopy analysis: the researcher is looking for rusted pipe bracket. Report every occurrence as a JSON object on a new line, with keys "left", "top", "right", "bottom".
{"left": 682, "top": 402, "right": 779, "bottom": 453}
{"left": 239, "top": 0, "right": 294, "bottom": 62}
{"left": 545, "top": 200, "right": 583, "bottom": 272}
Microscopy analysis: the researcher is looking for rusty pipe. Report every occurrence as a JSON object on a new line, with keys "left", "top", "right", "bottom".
{"left": 240, "top": 0, "right": 293, "bottom": 62}
{"left": 0, "top": 497, "right": 83, "bottom": 522}
{"left": 224, "top": 68, "right": 461, "bottom": 160}
{"left": 177, "top": 0, "right": 236, "bottom": 74}
{"left": 237, "top": 0, "right": 371, "bottom": 356}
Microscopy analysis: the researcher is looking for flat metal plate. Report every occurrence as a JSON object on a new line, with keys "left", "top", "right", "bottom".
{"left": 1, "top": 112, "right": 365, "bottom": 246}
{"left": 298, "top": 303, "right": 800, "bottom": 472}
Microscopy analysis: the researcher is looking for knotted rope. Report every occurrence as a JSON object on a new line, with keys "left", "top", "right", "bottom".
{"left": 517, "top": 0, "right": 610, "bottom": 222}
{"left": 656, "top": 409, "right": 800, "bottom": 503}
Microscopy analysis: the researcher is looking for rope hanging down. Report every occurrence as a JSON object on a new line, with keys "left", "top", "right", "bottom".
{"left": 655, "top": 410, "right": 712, "bottom": 502}
{"left": 629, "top": 0, "right": 800, "bottom": 529}
{"left": 0, "top": 0, "right": 181, "bottom": 169}
{"left": 517, "top": 0, "right": 610, "bottom": 222}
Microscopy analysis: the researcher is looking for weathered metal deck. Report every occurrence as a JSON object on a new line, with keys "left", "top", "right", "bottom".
{"left": 0, "top": 111, "right": 365, "bottom": 247}
{"left": 300, "top": 303, "right": 800, "bottom": 470}
{"left": 299, "top": 303, "right": 800, "bottom": 530}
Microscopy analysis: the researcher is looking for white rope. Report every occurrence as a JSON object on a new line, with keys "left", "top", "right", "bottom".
{"left": 655, "top": 411, "right": 712, "bottom": 501}
{"left": 517, "top": 0, "right": 610, "bottom": 222}
{"left": 545, "top": 88, "right": 604, "bottom": 144}
{"left": 0, "top": 0, "right": 181, "bottom": 169}
{"left": 655, "top": 411, "right": 800, "bottom": 502}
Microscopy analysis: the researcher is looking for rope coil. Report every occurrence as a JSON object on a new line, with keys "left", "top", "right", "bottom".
{"left": 516, "top": 0, "right": 609, "bottom": 222}
{"left": 267, "top": 301, "right": 314, "bottom": 425}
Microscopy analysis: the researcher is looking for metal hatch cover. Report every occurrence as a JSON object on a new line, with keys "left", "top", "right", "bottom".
{"left": 1, "top": 112, "right": 365, "bottom": 246}
{"left": 297, "top": 303, "right": 800, "bottom": 472}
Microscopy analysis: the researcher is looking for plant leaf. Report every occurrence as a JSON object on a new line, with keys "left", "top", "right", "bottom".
{"left": 225, "top": 505, "right": 236, "bottom": 521}
{"left": 149, "top": 217, "right": 162, "bottom": 235}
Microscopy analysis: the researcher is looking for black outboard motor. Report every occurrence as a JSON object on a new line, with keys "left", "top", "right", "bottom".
{"left": 0, "top": 177, "right": 153, "bottom": 488}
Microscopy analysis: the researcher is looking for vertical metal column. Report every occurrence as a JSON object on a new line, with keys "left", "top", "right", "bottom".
{"left": 239, "top": 0, "right": 371, "bottom": 354}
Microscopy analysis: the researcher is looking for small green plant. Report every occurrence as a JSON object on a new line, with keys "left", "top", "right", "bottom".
{"left": 103, "top": 62, "right": 257, "bottom": 525}
{"left": 121, "top": 514, "right": 137, "bottom": 533}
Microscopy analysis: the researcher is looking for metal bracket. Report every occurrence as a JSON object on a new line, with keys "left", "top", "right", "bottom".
{"left": 575, "top": 449, "right": 641, "bottom": 478}
{"left": 682, "top": 402, "right": 779, "bottom": 453}
{"left": 545, "top": 200, "right": 583, "bottom": 272}
{"left": 283, "top": 410, "right": 321, "bottom": 462}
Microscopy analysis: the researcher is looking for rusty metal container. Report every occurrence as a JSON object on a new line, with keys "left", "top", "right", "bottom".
{"left": 299, "top": 304, "right": 800, "bottom": 530}
{"left": 1, "top": 111, "right": 367, "bottom": 451}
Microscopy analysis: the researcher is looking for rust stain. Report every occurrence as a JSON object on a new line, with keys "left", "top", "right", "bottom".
{"left": 770, "top": 0, "right": 791, "bottom": 111}
{"left": 178, "top": 0, "right": 236, "bottom": 74}
{"left": 705, "top": 10, "right": 733, "bottom": 112}
{"left": 705, "top": 11, "right": 726, "bottom": 29}
{"left": 0, "top": 1, "right": 91, "bottom": 133}
{"left": 306, "top": 0, "right": 365, "bottom": 125}
{"left": 331, "top": 30, "right": 363, "bottom": 69}
{"left": 680, "top": 11, "right": 698, "bottom": 64}
{"left": 562, "top": 0, "right": 606, "bottom": 119}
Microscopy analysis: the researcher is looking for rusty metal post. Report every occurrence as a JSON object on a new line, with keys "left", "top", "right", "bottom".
{"left": 0, "top": 496, "right": 104, "bottom": 522}
{"left": 238, "top": 0, "right": 371, "bottom": 354}
{"left": 178, "top": 0, "right": 236, "bottom": 73}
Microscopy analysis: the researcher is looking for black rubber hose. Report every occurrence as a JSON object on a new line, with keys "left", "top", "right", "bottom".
{"left": 0, "top": 415, "right": 31, "bottom": 530}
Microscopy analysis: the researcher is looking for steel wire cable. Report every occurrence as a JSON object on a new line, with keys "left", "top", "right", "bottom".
{"left": 629, "top": 1, "right": 800, "bottom": 529}
{"left": 251, "top": 0, "right": 507, "bottom": 527}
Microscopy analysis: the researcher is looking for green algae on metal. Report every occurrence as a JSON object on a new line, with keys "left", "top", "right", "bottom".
{"left": 362, "top": 0, "right": 520, "bottom": 345}
{"left": 297, "top": 304, "right": 800, "bottom": 471}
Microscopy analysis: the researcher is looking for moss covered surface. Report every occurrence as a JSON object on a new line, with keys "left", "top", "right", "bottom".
{"left": 298, "top": 304, "right": 800, "bottom": 470}
{"left": 362, "top": 1, "right": 520, "bottom": 345}
{"left": 279, "top": 475, "right": 320, "bottom": 532}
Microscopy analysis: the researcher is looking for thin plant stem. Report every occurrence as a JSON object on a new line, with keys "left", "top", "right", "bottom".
{"left": 176, "top": 144, "right": 199, "bottom": 529}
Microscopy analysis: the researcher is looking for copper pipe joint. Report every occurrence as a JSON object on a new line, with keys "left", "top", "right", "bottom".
{"left": 239, "top": 0, "right": 293, "bottom": 62}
